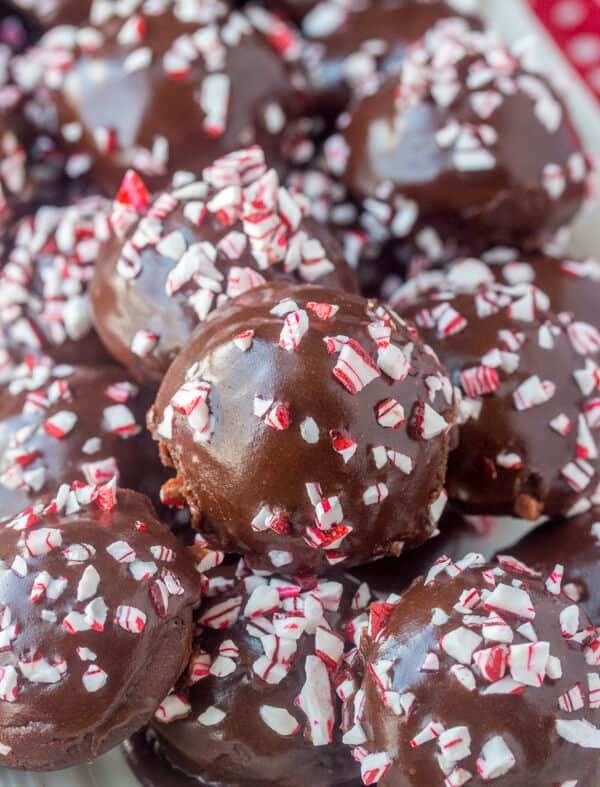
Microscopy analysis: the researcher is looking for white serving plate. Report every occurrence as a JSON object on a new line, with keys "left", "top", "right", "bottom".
{"left": 3, "top": 1, "right": 599, "bottom": 784}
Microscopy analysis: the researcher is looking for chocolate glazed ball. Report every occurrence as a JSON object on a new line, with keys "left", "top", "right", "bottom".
{"left": 149, "top": 281, "right": 457, "bottom": 575}
{"left": 502, "top": 508, "right": 600, "bottom": 626}
{"left": 0, "top": 358, "right": 167, "bottom": 517}
{"left": 341, "top": 554, "right": 600, "bottom": 786}
{"left": 0, "top": 199, "right": 113, "bottom": 369}
{"left": 398, "top": 282, "right": 600, "bottom": 520}
{"left": 334, "top": 20, "right": 592, "bottom": 257}
{"left": 0, "top": 484, "right": 201, "bottom": 771}
{"left": 128, "top": 558, "right": 370, "bottom": 786}
{"left": 15, "top": 1, "right": 308, "bottom": 195}
{"left": 303, "top": 0, "right": 480, "bottom": 120}
{"left": 91, "top": 147, "right": 358, "bottom": 385}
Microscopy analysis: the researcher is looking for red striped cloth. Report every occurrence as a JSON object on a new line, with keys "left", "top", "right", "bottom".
{"left": 529, "top": 0, "right": 600, "bottom": 101}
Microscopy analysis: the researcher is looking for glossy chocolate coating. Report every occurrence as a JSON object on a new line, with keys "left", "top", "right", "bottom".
{"left": 491, "top": 252, "right": 600, "bottom": 330}
{"left": 0, "top": 200, "right": 113, "bottom": 368}
{"left": 0, "top": 486, "right": 201, "bottom": 771}
{"left": 91, "top": 150, "right": 358, "bottom": 385}
{"left": 342, "top": 558, "right": 600, "bottom": 786}
{"left": 134, "top": 561, "right": 364, "bottom": 786}
{"left": 23, "top": 4, "right": 308, "bottom": 195}
{"left": 0, "top": 361, "right": 166, "bottom": 517}
{"left": 505, "top": 509, "right": 600, "bottom": 626}
{"left": 338, "top": 20, "right": 591, "bottom": 255}
{"left": 398, "top": 285, "right": 600, "bottom": 520}
{"left": 149, "top": 281, "right": 456, "bottom": 575}
{"left": 304, "top": 0, "right": 480, "bottom": 120}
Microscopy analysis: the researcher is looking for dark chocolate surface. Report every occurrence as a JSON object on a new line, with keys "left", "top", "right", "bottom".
{"left": 490, "top": 251, "right": 600, "bottom": 330}
{"left": 505, "top": 508, "right": 600, "bottom": 626}
{"left": 304, "top": 0, "right": 480, "bottom": 120}
{"left": 0, "top": 360, "right": 166, "bottom": 517}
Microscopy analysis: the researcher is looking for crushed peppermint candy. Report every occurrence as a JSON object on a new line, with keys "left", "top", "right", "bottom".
{"left": 94, "top": 146, "right": 352, "bottom": 382}
{"left": 0, "top": 361, "right": 157, "bottom": 503}
{"left": 0, "top": 199, "right": 110, "bottom": 365}
{"left": 0, "top": 482, "right": 199, "bottom": 768}
{"left": 150, "top": 555, "right": 371, "bottom": 781}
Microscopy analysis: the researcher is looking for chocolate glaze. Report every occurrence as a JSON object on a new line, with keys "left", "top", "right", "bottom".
{"left": 149, "top": 281, "right": 456, "bottom": 575}
{"left": 91, "top": 148, "right": 358, "bottom": 385}
{"left": 0, "top": 199, "right": 113, "bottom": 369}
{"left": 337, "top": 20, "right": 591, "bottom": 260}
{"left": 130, "top": 559, "right": 365, "bottom": 786}
{"left": 490, "top": 252, "right": 600, "bottom": 330}
{"left": 0, "top": 360, "right": 166, "bottom": 517}
{"left": 303, "top": 0, "right": 480, "bottom": 120}
{"left": 342, "top": 557, "right": 600, "bottom": 786}
{"left": 0, "top": 486, "right": 201, "bottom": 771}
{"left": 398, "top": 284, "right": 600, "bottom": 520}
{"left": 504, "top": 509, "right": 600, "bottom": 626}
{"left": 18, "top": 4, "right": 309, "bottom": 195}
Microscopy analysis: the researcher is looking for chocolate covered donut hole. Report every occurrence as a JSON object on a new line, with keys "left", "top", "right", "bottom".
{"left": 0, "top": 358, "right": 166, "bottom": 517}
{"left": 397, "top": 280, "right": 600, "bottom": 520}
{"left": 91, "top": 147, "right": 357, "bottom": 385}
{"left": 303, "top": 0, "right": 480, "bottom": 120}
{"left": 15, "top": 2, "right": 309, "bottom": 195}
{"left": 333, "top": 20, "right": 592, "bottom": 269}
{"left": 128, "top": 557, "right": 369, "bottom": 786}
{"left": 341, "top": 554, "right": 600, "bottom": 786}
{"left": 149, "top": 281, "right": 457, "bottom": 575}
{"left": 0, "top": 484, "right": 201, "bottom": 771}
{"left": 0, "top": 199, "right": 113, "bottom": 370}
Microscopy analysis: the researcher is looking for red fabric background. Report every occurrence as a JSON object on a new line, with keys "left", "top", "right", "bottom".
{"left": 529, "top": 0, "right": 600, "bottom": 101}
